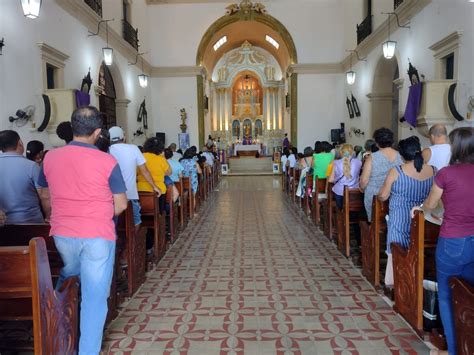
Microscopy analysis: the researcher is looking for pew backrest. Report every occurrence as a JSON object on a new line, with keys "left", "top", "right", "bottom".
{"left": 450, "top": 277, "right": 474, "bottom": 355}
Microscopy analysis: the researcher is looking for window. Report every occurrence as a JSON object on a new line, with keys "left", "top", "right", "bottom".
{"left": 213, "top": 36, "right": 227, "bottom": 51}
{"left": 46, "top": 64, "right": 57, "bottom": 89}
{"left": 444, "top": 53, "right": 454, "bottom": 80}
{"left": 265, "top": 35, "right": 279, "bottom": 49}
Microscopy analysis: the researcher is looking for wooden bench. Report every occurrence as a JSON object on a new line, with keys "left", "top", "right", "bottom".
{"left": 312, "top": 177, "right": 327, "bottom": 225}
{"left": 0, "top": 237, "right": 79, "bottom": 354}
{"left": 392, "top": 210, "right": 440, "bottom": 335}
{"left": 361, "top": 197, "right": 389, "bottom": 287}
{"left": 292, "top": 168, "right": 300, "bottom": 204}
{"left": 322, "top": 182, "right": 336, "bottom": 240}
{"left": 450, "top": 277, "right": 474, "bottom": 355}
{"left": 303, "top": 172, "right": 313, "bottom": 216}
{"left": 337, "top": 186, "right": 366, "bottom": 257}
{"left": 139, "top": 192, "right": 167, "bottom": 262}
{"left": 182, "top": 176, "right": 195, "bottom": 219}
{"left": 175, "top": 177, "right": 190, "bottom": 229}
{"left": 165, "top": 186, "right": 180, "bottom": 244}
{"left": 287, "top": 168, "right": 294, "bottom": 196}
{"left": 116, "top": 202, "right": 146, "bottom": 297}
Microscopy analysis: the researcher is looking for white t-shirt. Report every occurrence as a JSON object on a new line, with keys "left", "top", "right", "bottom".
{"left": 172, "top": 151, "right": 183, "bottom": 162}
{"left": 288, "top": 154, "right": 297, "bottom": 168}
{"left": 428, "top": 143, "right": 451, "bottom": 171}
{"left": 281, "top": 155, "right": 288, "bottom": 172}
{"left": 203, "top": 151, "right": 214, "bottom": 166}
{"left": 109, "top": 143, "right": 146, "bottom": 200}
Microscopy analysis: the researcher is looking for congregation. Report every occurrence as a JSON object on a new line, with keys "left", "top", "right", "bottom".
{"left": 281, "top": 124, "right": 474, "bottom": 355}
{"left": 0, "top": 106, "right": 221, "bottom": 354}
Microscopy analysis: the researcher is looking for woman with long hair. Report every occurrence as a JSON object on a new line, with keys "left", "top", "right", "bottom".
{"left": 328, "top": 144, "right": 362, "bottom": 209}
{"left": 413, "top": 127, "right": 474, "bottom": 355}
{"left": 378, "top": 136, "right": 435, "bottom": 287}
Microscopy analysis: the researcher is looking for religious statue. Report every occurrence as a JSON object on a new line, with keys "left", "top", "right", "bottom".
{"left": 179, "top": 108, "right": 187, "bottom": 133}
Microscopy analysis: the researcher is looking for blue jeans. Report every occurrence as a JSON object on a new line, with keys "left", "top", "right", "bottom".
{"left": 54, "top": 236, "right": 116, "bottom": 355}
{"left": 436, "top": 236, "right": 474, "bottom": 355}
{"left": 131, "top": 199, "right": 142, "bottom": 226}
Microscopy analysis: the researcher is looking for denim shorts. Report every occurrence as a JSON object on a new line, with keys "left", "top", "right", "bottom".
{"left": 131, "top": 199, "right": 142, "bottom": 226}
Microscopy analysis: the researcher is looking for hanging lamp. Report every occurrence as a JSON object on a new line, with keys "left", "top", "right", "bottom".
{"left": 346, "top": 52, "right": 356, "bottom": 85}
{"left": 138, "top": 55, "right": 148, "bottom": 88}
{"left": 382, "top": 14, "right": 397, "bottom": 59}
{"left": 103, "top": 21, "right": 113, "bottom": 66}
{"left": 21, "top": 0, "right": 41, "bottom": 19}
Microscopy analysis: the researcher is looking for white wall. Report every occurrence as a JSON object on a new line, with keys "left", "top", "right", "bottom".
{"left": 298, "top": 74, "right": 346, "bottom": 150}
{"left": 0, "top": 0, "right": 151, "bottom": 149}
{"left": 150, "top": 77, "right": 199, "bottom": 148}
{"left": 342, "top": 0, "right": 474, "bottom": 148}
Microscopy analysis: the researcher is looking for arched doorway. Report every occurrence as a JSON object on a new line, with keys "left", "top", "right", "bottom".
{"left": 98, "top": 62, "right": 117, "bottom": 128}
{"left": 196, "top": 1, "right": 297, "bottom": 147}
{"left": 368, "top": 56, "right": 400, "bottom": 139}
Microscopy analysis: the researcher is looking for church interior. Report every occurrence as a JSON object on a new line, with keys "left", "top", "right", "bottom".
{"left": 1, "top": 0, "right": 474, "bottom": 354}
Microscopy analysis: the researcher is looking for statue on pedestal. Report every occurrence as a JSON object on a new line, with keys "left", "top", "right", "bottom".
{"left": 179, "top": 108, "right": 187, "bottom": 133}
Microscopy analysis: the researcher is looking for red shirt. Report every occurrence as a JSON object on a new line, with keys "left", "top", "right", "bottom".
{"left": 38, "top": 142, "right": 126, "bottom": 241}
{"left": 435, "top": 164, "right": 474, "bottom": 238}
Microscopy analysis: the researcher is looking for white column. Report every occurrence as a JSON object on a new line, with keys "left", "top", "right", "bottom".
{"left": 272, "top": 88, "right": 277, "bottom": 130}
{"left": 224, "top": 88, "right": 229, "bottom": 131}
{"left": 266, "top": 89, "right": 271, "bottom": 130}
{"left": 211, "top": 87, "right": 217, "bottom": 131}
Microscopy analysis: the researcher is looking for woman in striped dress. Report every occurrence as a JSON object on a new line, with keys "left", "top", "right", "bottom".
{"left": 378, "top": 136, "right": 435, "bottom": 286}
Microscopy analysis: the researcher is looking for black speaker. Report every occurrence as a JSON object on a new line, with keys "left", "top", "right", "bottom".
{"left": 156, "top": 132, "right": 165, "bottom": 145}
{"left": 331, "top": 129, "right": 341, "bottom": 143}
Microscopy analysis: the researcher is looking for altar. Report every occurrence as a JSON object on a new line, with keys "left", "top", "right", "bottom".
{"left": 234, "top": 144, "right": 261, "bottom": 156}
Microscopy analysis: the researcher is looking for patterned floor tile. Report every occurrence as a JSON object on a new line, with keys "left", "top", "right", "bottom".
{"left": 104, "top": 176, "right": 429, "bottom": 354}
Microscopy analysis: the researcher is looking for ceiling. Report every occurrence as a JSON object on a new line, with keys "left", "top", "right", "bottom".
{"left": 202, "top": 21, "right": 291, "bottom": 73}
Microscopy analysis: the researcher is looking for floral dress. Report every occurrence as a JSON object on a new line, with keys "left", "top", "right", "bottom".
{"left": 181, "top": 158, "right": 198, "bottom": 193}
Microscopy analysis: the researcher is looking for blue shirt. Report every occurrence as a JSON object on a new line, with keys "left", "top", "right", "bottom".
{"left": 0, "top": 152, "right": 44, "bottom": 224}
{"left": 168, "top": 159, "right": 184, "bottom": 183}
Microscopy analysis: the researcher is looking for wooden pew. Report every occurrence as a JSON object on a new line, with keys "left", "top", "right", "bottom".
{"left": 304, "top": 172, "right": 313, "bottom": 216}
{"left": 182, "top": 176, "right": 195, "bottom": 219}
{"left": 0, "top": 223, "right": 119, "bottom": 324}
{"left": 322, "top": 182, "right": 336, "bottom": 240}
{"left": 175, "top": 177, "right": 190, "bottom": 230}
{"left": 361, "top": 197, "right": 389, "bottom": 286}
{"left": 312, "top": 177, "right": 327, "bottom": 225}
{"left": 450, "top": 277, "right": 474, "bottom": 355}
{"left": 116, "top": 202, "right": 146, "bottom": 297}
{"left": 287, "top": 168, "right": 294, "bottom": 196}
{"left": 0, "top": 237, "right": 79, "bottom": 354}
{"left": 392, "top": 210, "right": 440, "bottom": 335}
{"left": 292, "top": 169, "right": 300, "bottom": 203}
{"left": 139, "top": 192, "right": 167, "bottom": 262}
{"left": 165, "top": 187, "right": 179, "bottom": 244}
{"left": 337, "top": 187, "right": 366, "bottom": 257}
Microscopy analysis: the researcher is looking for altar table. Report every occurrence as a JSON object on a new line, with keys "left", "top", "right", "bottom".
{"left": 234, "top": 144, "right": 261, "bottom": 156}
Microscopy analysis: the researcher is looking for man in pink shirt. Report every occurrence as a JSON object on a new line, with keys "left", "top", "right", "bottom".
{"left": 38, "top": 106, "right": 127, "bottom": 354}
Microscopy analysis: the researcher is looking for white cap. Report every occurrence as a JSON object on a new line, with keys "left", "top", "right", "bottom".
{"left": 109, "top": 126, "right": 124, "bottom": 142}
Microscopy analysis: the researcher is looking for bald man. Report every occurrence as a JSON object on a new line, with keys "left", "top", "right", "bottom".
{"left": 422, "top": 124, "right": 451, "bottom": 170}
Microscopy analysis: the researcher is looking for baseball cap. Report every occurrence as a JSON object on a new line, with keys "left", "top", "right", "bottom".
{"left": 109, "top": 126, "right": 124, "bottom": 142}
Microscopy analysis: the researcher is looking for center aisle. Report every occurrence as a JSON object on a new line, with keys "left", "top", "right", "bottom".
{"left": 104, "top": 176, "right": 428, "bottom": 354}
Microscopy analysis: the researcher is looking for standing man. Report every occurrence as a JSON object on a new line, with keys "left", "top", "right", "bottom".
{"left": 422, "top": 124, "right": 451, "bottom": 170}
{"left": 37, "top": 107, "right": 128, "bottom": 354}
{"left": 0, "top": 130, "right": 47, "bottom": 224}
{"left": 109, "top": 126, "right": 162, "bottom": 231}
{"left": 282, "top": 133, "right": 290, "bottom": 149}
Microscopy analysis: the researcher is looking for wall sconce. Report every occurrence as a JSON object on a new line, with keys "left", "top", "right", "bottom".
{"left": 129, "top": 52, "right": 149, "bottom": 88}
{"left": 21, "top": 0, "right": 41, "bottom": 19}
{"left": 0, "top": 38, "right": 4, "bottom": 55}
{"left": 345, "top": 49, "right": 366, "bottom": 85}
{"left": 88, "top": 19, "right": 115, "bottom": 66}
{"left": 381, "top": 12, "right": 410, "bottom": 60}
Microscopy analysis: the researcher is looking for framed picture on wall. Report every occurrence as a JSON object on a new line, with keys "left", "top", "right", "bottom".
{"left": 178, "top": 133, "right": 190, "bottom": 151}
{"left": 221, "top": 164, "right": 229, "bottom": 175}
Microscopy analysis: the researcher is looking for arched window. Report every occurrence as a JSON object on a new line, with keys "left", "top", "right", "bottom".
{"left": 98, "top": 62, "right": 117, "bottom": 128}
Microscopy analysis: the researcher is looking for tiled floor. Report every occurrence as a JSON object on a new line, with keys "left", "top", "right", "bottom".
{"left": 104, "top": 176, "right": 429, "bottom": 355}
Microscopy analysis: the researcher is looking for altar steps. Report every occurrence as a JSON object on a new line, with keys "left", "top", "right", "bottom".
{"left": 227, "top": 157, "right": 274, "bottom": 175}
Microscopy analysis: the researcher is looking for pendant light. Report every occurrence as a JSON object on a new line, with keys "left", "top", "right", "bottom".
{"left": 382, "top": 14, "right": 396, "bottom": 59}
{"left": 103, "top": 21, "right": 113, "bottom": 66}
{"left": 346, "top": 52, "right": 356, "bottom": 85}
{"left": 21, "top": 0, "right": 41, "bottom": 19}
{"left": 138, "top": 55, "right": 148, "bottom": 88}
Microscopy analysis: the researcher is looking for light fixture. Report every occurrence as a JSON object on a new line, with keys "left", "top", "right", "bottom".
{"left": 381, "top": 12, "right": 410, "bottom": 60}
{"left": 129, "top": 52, "right": 149, "bottom": 88}
{"left": 21, "top": 0, "right": 41, "bottom": 19}
{"left": 213, "top": 36, "right": 227, "bottom": 51}
{"left": 88, "top": 19, "right": 115, "bottom": 66}
{"left": 345, "top": 49, "right": 366, "bottom": 85}
{"left": 346, "top": 52, "right": 356, "bottom": 85}
{"left": 265, "top": 35, "right": 280, "bottom": 49}
{"left": 103, "top": 22, "right": 113, "bottom": 65}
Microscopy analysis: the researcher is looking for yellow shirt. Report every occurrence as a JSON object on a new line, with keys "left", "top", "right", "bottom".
{"left": 137, "top": 152, "right": 169, "bottom": 193}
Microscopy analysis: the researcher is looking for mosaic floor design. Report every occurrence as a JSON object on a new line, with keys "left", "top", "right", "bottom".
{"left": 104, "top": 176, "right": 428, "bottom": 355}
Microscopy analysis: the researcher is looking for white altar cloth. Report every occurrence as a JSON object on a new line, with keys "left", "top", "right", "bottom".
{"left": 234, "top": 144, "right": 261, "bottom": 155}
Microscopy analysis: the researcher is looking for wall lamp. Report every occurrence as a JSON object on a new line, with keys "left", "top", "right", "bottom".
{"left": 0, "top": 38, "right": 4, "bottom": 55}
{"left": 381, "top": 12, "right": 410, "bottom": 59}
{"left": 345, "top": 49, "right": 366, "bottom": 85}
{"left": 129, "top": 52, "right": 149, "bottom": 88}
{"left": 88, "top": 19, "right": 115, "bottom": 66}
{"left": 21, "top": 0, "right": 41, "bottom": 19}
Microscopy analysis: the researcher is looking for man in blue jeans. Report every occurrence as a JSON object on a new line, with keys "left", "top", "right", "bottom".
{"left": 37, "top": 106, "right": 128, "bottom": 354}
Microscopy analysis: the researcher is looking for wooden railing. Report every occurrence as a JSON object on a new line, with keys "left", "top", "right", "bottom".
{"left": 394, "top": 0, "right": 404, "bottom": 10}
{"left": 357, "top": 15, "right": 372, "bottom": 44}
{"left": 123, "top": 19, "right": 139, "bottom": 51}
{"left": 84, "top": 0, "right": 102, "bottom": 17}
